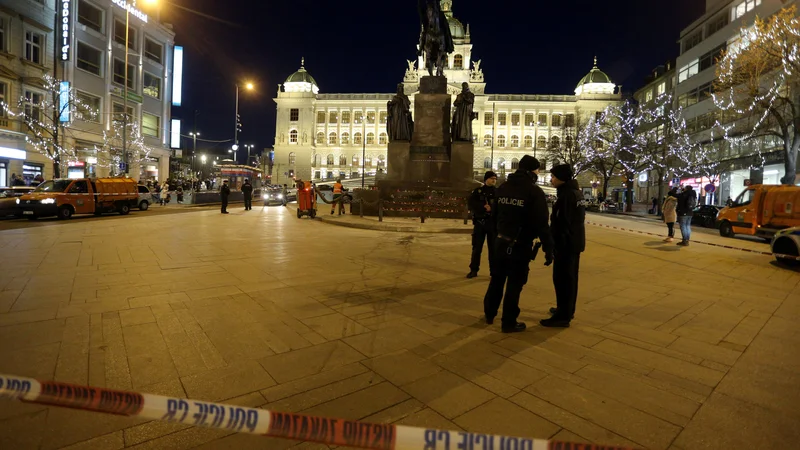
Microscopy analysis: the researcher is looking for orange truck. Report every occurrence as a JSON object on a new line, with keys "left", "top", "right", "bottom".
{"left": 717, "top": 184, "right": 800, "bottom": 238}
{"left": 17, "top": 178, "right": 139, "bottom": 220}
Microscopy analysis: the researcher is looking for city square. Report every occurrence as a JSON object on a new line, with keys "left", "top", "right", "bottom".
{"left": 0, "top": 207, "right": 799, "bottom": 449}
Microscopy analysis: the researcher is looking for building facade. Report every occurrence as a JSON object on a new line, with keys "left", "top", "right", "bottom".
{"left": 0, "top": 0, "right": 175, "bottom": 187}
{"left": 674, "top": 0, "right": 798, "bottom": 204}
{"left": 271, "top": 0, "right": 622, "bottom": 189}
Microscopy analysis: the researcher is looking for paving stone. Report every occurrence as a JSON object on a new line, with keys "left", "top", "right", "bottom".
{"left": 343, "top": 323, "right": 434, "bottom": 357}
{"left": 362, "top": 349, "right": 442, "bottom": 386}
{"left": 401, "top": 370, "right": 495, "bottom": 419}
{"left": 301, "top": 381, "right": 410, "bottom": 420}
{"left": 265, "top": 371, "right": 384, "bottom": 413}
{"left": 454, "top": 397, "right": 560, "bottom": 441}
{"left": 60, "top": 431, "right": 125, "bottom": 450}
{"left": 300, "top": 313, "right": 371, "bottom": 340}
{"left": 260, "top": 363, "right": 370, "bottom": 403}
{"left": 258, "top": 341, "right": 365, "bottom": 383}
{"left": 666, "top": 336, "right": 742, "bottom": 366}
{"left": 181, "top": 360, "right": 276, "bottom": 402}
{"left": 119, "top": 307, "right": 157, "bottom": 327}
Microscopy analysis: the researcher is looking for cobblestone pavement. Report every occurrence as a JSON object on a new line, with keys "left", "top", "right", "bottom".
{"left": 0, "top": 205, "right": 798, "bottom": 449}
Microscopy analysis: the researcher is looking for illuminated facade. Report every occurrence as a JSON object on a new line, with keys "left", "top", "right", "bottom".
{"left": 0, "top": 0, "right": 176, "bottom": 185}
{"left": 272, "top": 0, "right": 622, "bottom": 186}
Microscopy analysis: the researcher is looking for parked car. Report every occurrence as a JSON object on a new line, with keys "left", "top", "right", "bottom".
{"left": 717, "top": 184, "right": 800, "bottom": 238}
{"left": 137, "top": 185, "right": 153, "bottom": 211}
{"left": 18, "top": 178, "right": 138, "bottom": 220}
{"left": 0, "top": 187, "right": 36, "bottom": 217}
{"left": 771, "top": 227, "right": 800, "bottom": 266}
{"left": 691, "top": 205, "right": 720, "bottom": 228}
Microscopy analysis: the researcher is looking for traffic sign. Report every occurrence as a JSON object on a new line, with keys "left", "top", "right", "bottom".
{"left": 119, "top": 163, "right": 127, "bottom": 171}
{"left": 705, "top": 183, "right": 716, "bottom": 193}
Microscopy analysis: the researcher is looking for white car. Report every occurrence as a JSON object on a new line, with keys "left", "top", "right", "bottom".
{"left": 137, "top": 185, "right": 153, "bottom": 210}
{"left": 771, "top": 227, "right": 800, "bottom": 265}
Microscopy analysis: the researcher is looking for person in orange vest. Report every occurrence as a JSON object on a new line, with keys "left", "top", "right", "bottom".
{"left": 331, "top": 179, "right": 345, "bottom": 215}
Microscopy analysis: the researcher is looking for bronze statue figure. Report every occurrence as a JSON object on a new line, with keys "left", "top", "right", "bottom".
{"left": 387, "top": 83, "right": 414, "bottom": 142}
{"left": 418, "top": 0, "right": 454, "bottom": 77}
{"left": 452, "top": 82, "right": 477, "bottom": 142}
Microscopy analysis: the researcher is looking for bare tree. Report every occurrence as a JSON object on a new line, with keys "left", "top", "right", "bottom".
{"left": 546, "top": 109, "right": 591, "bottom": 176}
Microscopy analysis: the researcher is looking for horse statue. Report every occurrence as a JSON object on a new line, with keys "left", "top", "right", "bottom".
{"left": 417, "top": 0, "right": 454, "bottom": 77}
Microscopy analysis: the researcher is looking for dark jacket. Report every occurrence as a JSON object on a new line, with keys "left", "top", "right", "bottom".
{"left": 676, "top": 189, "right": 697, "bottom": 216}
{"left": 551, "top": 179, "right": 586, "bottom": 253}
{"left": 242, "top": 182, "right": 253, "bottom": 198}
{"left": 494, "top": 170, "right": 554, "bottom": 257}
{"left": 220, "top": 184, "right": 231, "bottom": 198}
{"left": 468, "top": 184, "right": 496, "bottom": 222}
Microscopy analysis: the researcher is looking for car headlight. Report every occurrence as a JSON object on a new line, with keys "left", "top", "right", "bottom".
{"left": 41, "top": 198, "right": 56, "bottom": 205}
{"left": 276, "top": 194, "right": 283, "bottom": 199}
{"left": 16, "top": 198, "right": 20, "bottom": 204}
{"left": 262, "top": 194, "right": 268, "bottom": 199}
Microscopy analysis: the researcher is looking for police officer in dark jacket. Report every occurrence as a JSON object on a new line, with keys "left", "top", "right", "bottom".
{"left": 541, "top": 164, "right": 586, "bottom": 328}
{"left": 220, "top": 180, "right": 231, "bottom": 214}
{"left": 242, "top": 179, "right": 253, "bottom": 211}
{"left": 466, "top": 171, "right": 498, "bottom": 278}
{"left": 483, "top": 156, "right": 554, "bottom": 333}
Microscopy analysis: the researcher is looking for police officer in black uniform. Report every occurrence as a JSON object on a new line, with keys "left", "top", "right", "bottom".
{"left": 541, "top": 164, "right": 586, "bottom": 328}
{"left": 483, "top": 155, "right": 554, "bottom": 333}
{"left": 466, "top": 171, "right": 498, "bottom": 278}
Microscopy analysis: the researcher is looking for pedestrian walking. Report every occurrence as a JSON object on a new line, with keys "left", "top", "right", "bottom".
{"left": 483, "top": 156, "right": 554, "bottom": 333}
{"left": 662, "top": 188, "right": 679, "bottom": 243}
{"left": 176, "top": 186, "right": 184, "bottom": 204}
{"left": 466, "top": 170, "right": 498, "bottom": 279}
{"left": 541, "top": 164, "right": 586, "bottom": 328}
{"left": 242, "top": 179, "right": 253, "bottom": 210}
{"left": 331, "top": 179, "right": 344, "bottom": 215}
{"left": 676, "top": 185, "right": 697, "bottom": 246}
{"left": 282, "top": 184, "right": 289, "bottom": 207}
{"left": 651, "top": 197, "right": 658, "bottom": 215}
{"left": 220, "top": 180, "right": 231, "bottom": 214}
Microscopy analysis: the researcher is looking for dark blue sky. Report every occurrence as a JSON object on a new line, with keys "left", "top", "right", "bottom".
{"left": 164, "top": 0, "right": 704, "bottom": 162}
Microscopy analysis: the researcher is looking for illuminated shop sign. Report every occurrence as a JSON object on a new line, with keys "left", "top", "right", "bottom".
{"left": 60, "top": 0, "right": 71, "bottom": 61}
{"left": 111, "top": 0, "right": 148, "bottom": 23}
{"left": 172, "top": 46, "right": 183, "bottom": 106}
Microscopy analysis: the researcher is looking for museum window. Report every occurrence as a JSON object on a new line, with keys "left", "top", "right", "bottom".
{"left": 511, "top": 113, "right": 520, "bottom": 126}
{"left": 341, "top": 111, "right": 350, "bottom": 124}
{"left": 497, "top": 135, "right": 506, "bottom": 147}
{"left": 317, "top": 111, "right": 325, "bottom": 124}
{"left": 367, "top": 111, "right": 376, "bottom": 124}
{"left": 352, "top": 155, "right": 359, "bottom": 166}
{"left": 316, "top": 132, "right": 325, "bottom": 144}
{"left": 379, "top": 111, "right": 387, "bottom": 124}
{"left": 510, "top": 135, "right": 520, "bottom": 148}
{"left": 550, "top": 135, "right": 560, "bottom": 148}
{"left": 289, "top": 130, "right": 298, "bottom": 143}
{"left": 329, "top": 132, "right": 337, "bottom": 145}
{"left": 329, "top": 111, "right": 338, "bottom": 124}
{"left": 483, "top": 157, "right": 491, "bottom": 169}
{"left": 537, "top": 136, "right": 547, "bottom": 149}
{"left": 288, "top": 152, "right": 296, "bottom": 165}
{"left": 511, "top": 158, "right": 520, "bottom": 170}
{"left": 497, "top": 158, "right": 505, "bottom": 169}
{"left": 354, "top": 111, "right": 364, "bottom": 124}
{"left": 453, "top": 54, "right": 463, "bottom": 69}
{"left": 290, "top": 109, "right": 299, "bottom": 121}
{"left": 377, "top": 155, "right": 386, "bottom": 168}
{"left": 312, "top": 154, "right": 321, "bottom": 167}
{"left": 483, "top": 134, "right": 492, "bottom": 147}
{"left": 354, "top": 132, "right": 363, "bottom": 145}
{"left": 565, "top": 135, "right": 574, "bottom": 149}
{"left": 524, "top": 136, "right": 533, "bottom": 148}
{"left": 484, "top": 113, "right": 493, "bottom": 126}
{"left": 538, "top": 114, "right": 547, "bottom": 127}
{"left": 498, "top": 113, "right": 507, "bottom": 126}
{"left": 379, "top": 132, "right": 387, "bottom": 145}
{"left": 565, "top": 114, "right": 575, "bottom": 128}
{"left": 525, "top": 113, "right": 534, "bottom": 126}
{"left": 339, "top": 155, "right": 347, "bottom": 166}
{"left": 552, "top": 114, "right": 562, "bottom": 127}
{"left": 341, "top": 132, "right": 350, "bottom": 145}
{"left": 367, "top": 132, "right": 375, "bottom": 145}
{"left": 326, "top": 154, "right": 334, "bottom": 165}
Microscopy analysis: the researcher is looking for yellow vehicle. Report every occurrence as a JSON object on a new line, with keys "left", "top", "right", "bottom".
{"left": 17, "top": 178, "right": 139, "bottom": 220}
{"left": 717, "top": 184, "right": 800, "bottom": 238}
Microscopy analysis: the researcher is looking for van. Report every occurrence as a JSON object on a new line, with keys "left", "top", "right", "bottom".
{"left": 716, "top": 184, "right": 800, "bottom": 238}
{"left": 17, "top": 178, "right": 139, "bottom": 220}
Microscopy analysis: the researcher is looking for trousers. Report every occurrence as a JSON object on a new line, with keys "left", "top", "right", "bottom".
{"left": 331, "top": 194, "right": 343, "bottom": 213}
{"left": 221, "top": 197, "right": 229, "bottom": 213}
{"left": 666, "top": 222, "right": 675, "bottom": 237}
{"left": 678, "top": 215, "right": 692, "bottom": 241}
{"left": 469, "top": 221, "right": 496, "bottom": 272}
{"left": 483, "top": 250, "right": 530, "bottom": 326}
{"left": 553, "top": 250, "right": 580, "bottom": 321}
{"left": 244, "top": 195, "right": 252, "bottom": 210}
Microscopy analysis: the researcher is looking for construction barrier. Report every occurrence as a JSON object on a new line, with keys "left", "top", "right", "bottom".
{"left": 0, "top": 373, "right": 633, "bottom": 450}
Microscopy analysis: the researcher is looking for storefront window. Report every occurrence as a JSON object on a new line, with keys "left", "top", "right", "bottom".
{"left": 0, "top": 162, "right": 7, "bottom": 187}
{"left": 22, "top": 164, "right": 43, "bottom": 185}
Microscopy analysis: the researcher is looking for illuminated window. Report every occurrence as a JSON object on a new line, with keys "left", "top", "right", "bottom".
{"left": 483, "top": 134, "right": 492, "bottom": 146}
{"left": 379, "top": 132, "right": 387, "bottom": 145}
{"left": 339, "top": 155, "right": 347, "bottom": 166}
{"left": 731, "top": 0, "right": 761, "bottom": 21}
{"left": 379, "top": 111, "right": 387, "bottom": 124}
{"left": 143, "top": 72, "right": 161, "bottom": 99}
{"left": 678, "top": 59, "right": 699, "bottom": 83}
{"left": 367, "top": 111, "right": 376, "bottom": 124}
{"left": 484, "top": 113, "right": 493, "bottom": 125}
{"left": 552, "top": 114, "right": 562, "bottom": 127}
{"left": 367, "top": 132, "right": 375, "bottom": 145}
{"left": 326, "top": 154, "right": 334, "bottom": 165}
{"left": 511, "top": 113, "right": 520, "bottom": 126}
{"left": 142, "top": 113, "right": 160, "bottom": 137}
{"left": 377, "top": 155, "right": 386, "bottom": 167}
{"left": 510, "top": 135, "right": 520, "bottom": 148}
{"left": 289, "top": 130, "right": 298, "bottom": 143}
{"left": 511, "top": 158, "right": 520, "bottom": 170}
{"left": 288, "top": 152, "right": 296, "bottom": 165}
{"left": 498, "top": 113, "right": 507, "bottom": 126}
{"left": 316, "top": 132, "right": 324, "bottom": 144}
{"left": 75, "top": 91, "right": 101, "bottom": 123}
{"left": 645, "top": 90, "right": 653, "bottom": 102}
{"left": 483, "top": 157, "right": 491, "bottom": 169}
{"left": 354, "top": 132, "right": 362, "bottom": 145}
{"left": 352, "top": 155, "right": 359, "bottom": 166}
{"left": 341, "top": 132, "right": 350, "bottom": 145}
{"left": 595, "top": 140, "right": 604, "bottom": 150}
{"left": 317, "top": 111, "right": 325, "bottom": 124}
{"left": 538, "top": 114, "right": 547, "bottom": 127}
{"left": 524, "top": 113, "right": 534, "bottom": 126}
{"left": 497, "top": 135, "right": 506, "bottom": 147}
{"left": 498, "top": 158, "right": 506, "bottom": 169}
{"left": 657, "top": 83, "right": 666, "bottom": 96}
{"left": 453, "top": 54, "right": 463, "bottom": 69}
{"left": 550, "top": 135, "right": 560, "bottom": 148}
{"left": 341, "top": 111, "right": 351, "bottom": 124}
{"left": 354, "top": 111, "right": 364, "bottom": 124}
{"left": 329, "top": 111, "right": 338, "bottom": 124}
{"left": 329, "top": 132, "right": 337, "bottom": 145}
{"left": 290, "top": 109, "right": 299, "bottom": 121}
{"left": 537, "top": 136, "right": 547, "bottom": 149}
{"left": 524, "top": 136, "right": 533, "bottom": 148}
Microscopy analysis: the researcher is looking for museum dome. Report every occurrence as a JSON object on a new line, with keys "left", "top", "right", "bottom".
{"left": 284, "top": 58, "right": 319, "bottom": 94}
{"left": 441, "top": 1, "right": 466, "bottom": 39}
{"left": 575, "top": 57, "right": 616, "bottom": 96}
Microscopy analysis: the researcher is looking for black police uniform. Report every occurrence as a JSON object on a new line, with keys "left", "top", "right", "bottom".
{"left": 467, "top": 183, "right": 497, "bottom": 274}
{"left": 242, "top": 182, "right": 253, "bottom": 210}
{"left": 483, "top": 170, "right": 554, "bottom": 330}
{"left": 550, "top": 179, "right": 586, "bottom": 322}
{"left": 220, "top": 183, "right": 231, "bottom": 213}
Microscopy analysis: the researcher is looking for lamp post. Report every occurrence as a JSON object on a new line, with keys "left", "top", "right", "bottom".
{"left": 361, "top": 112, "right": 366, "bottom": 188}
{"left": 189, "top": 131, "right": 199, "bottom": 187}
{"left": 234, "top": 82, "right": 254, "bottom": 153}
{"left": 200, "top": 154, "right": 207, "bottom": 180}
{"left": 244, "top": 144, "right": 255, "bottom": 166}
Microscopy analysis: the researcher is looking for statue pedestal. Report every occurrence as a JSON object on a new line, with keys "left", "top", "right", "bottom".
{"left": 450, "top": 141, "right": 475, "bottom": 186}
{"left": 387, "top": 141, "right": 411, "bottom": 181}
{"left": 411, "top": 76, "right": 451, "bottom": 160}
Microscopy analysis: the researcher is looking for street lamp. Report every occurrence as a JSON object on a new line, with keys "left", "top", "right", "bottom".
{"left": 361, "top": 111, "right": 366, "bottom": 188}
{"left": 234, "top": 82, "right": 254, "bottom": 154}
{"left": 189, "top": 131, "right": 199, "bottom": 186}
{"left": 243, "top": 144, "right": 255, "bottom": 165}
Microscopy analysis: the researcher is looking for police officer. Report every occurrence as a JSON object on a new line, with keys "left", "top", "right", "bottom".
{"left": 541, "top": 164, "right": 586, "bottom": 328}
{"left": 466, "top": 171, "right": 498, "bottom": 278}
{"left": 483, "top": 155, "right": 554, "bottom": 333}
{"left": 220, "top": 180, "right": 231, "bottom": 214}
{"left": 242, "top": 178, "right": 253, "bottom": 211}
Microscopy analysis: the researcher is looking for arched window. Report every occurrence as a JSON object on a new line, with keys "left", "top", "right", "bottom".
{"left": 352, "top": 155, "right": 360, "bottom": 166}
{"left": 377, "top": 155, "right": 386, "bottom": 167}
{"left": 510, "top": 135, "right": 520, "bottom": 148}
{"left": 341, "top": 132, "right": 350, "bottom": 145}
{"left": 524, "top": 135, "right": 533, "bottom": 148}
{"left": 565, "top": 135, "right": 574, "bottom": 149}
{"left": 316, "top": 132, "right": 325, "bottom": 144}
{"left": 497, "top": 135, "right": 506, "bottom": 148}
{"left": 289, "top": 130, "right": 298, "bottom": 143}
{"left": 329, "top": 132, "right": 337, "bottom": 145}
{"left": 537, "top": 136, "right": 547, "bottom": 149}
{"left": 498, "top": 158, "right": 506, "bottom": 169}
{"left": 483, "top": 134, "right": 492, "bottom": 147}
{"left": 288, "top": 152, "right": 296, "bottom": 165}
{"left": 367, "top": 132, "right": 375, "bottom": 145}
{"left": 312, "top": 154, "right": 321, "bottom": 167}
{"left": 354, "top": 132, "right": 363, "bottom": 145}
{"left": 550, "top": 136, "right": 560, "bottom": 148}
{"left": 511, "top": 158, "right": 520, "bottom": 170}
{"left": 326, "top": 154, "right": 334, "bottom": 165}
{"left": 379, "top": 132, "right": 388, "bottom": 145}
{"left": 339, "top": 155, "right": 347, "bottom": 166}
{"left": 453, "top": 54, "right": 463, "bottom": 69}
{"left": 483, "top": 157, "right": 492, "bottom": 169}
{"left": 364, "top": 155, "right": 373, "bottom": 167}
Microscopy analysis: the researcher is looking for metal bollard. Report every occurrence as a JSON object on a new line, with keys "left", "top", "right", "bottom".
{"left": 378, "top": 199, "right": 383, "bottom": 222}
{"left": 359, "top": 198, "right": 364, "bottom": 218}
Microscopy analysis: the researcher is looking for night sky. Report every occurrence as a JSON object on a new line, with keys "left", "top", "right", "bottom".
{"left": 161, "top": 0, "right": 705, "bottom": 163}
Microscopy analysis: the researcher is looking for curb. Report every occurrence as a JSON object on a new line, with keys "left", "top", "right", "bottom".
{"left": 316, "top": 215, "right": 472, "bottom": 234}
{"left": 586, "top": 221, "right": 774, "bottom": 256}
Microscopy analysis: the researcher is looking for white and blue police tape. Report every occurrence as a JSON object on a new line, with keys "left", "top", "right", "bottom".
{"left": 0, "top": 373, "right": 634, "bottom": 450}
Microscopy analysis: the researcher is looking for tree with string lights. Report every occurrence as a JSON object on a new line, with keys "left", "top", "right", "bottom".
{"left": 0, "top": 75, "right": 97, "bottom": 178}
{"left": 98, "top": 117, "right": 152, "bottom": 177}
{"left": 713, "top": 5, "right": 800, "bottom": 185}
{"left": 546, "top": 109, "right": 591, "bottom": 176}
{"left": 581, "top": 112, "right": 622, "bottom": 201}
